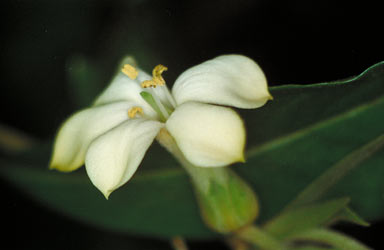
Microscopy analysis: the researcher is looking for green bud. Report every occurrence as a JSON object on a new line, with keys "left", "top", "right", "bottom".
{"left": 191, "top": 167, "right": 259, "bottom": 234}
{"left": 156, "top": 128, "right": 259, "bottom": 234}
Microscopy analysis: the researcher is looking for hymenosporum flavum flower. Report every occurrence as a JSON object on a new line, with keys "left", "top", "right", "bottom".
{"left": 50, "top": 55, "right": 272, "bottom": 198}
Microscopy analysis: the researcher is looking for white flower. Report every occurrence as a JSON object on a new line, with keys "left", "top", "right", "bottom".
{"left": 50, "top": 55, "right": 272, "bottom": 198}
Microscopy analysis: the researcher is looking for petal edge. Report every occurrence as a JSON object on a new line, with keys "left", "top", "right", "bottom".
{"left": 172, "top": 54, "right": 271, "bottom": 109}
{"left": 50, "top": 102, "right": 135, "bottom": 172}
{"left": 166, "top": 102, "right": 246, "bottom": 167}
{"left": 85, "top": 118, "right": 163, "bottom": 198}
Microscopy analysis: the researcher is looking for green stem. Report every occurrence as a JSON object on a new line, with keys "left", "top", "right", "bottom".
{"left": 170, "top": 237, "right": 189, "bottom": 250}
{"left": 285, "top": 133, "right": 384, "bottom": 210}
{"left": 236, "top": 225, "right": 284, "bottom": 250}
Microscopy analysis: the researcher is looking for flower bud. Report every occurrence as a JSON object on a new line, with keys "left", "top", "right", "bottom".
{"left": 191, "top": 168, "right": 259, "bottom": 233}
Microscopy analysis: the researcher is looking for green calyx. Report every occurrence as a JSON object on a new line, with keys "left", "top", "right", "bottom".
{"left": 191, "top": 168, "right": 259, "bottom": 234}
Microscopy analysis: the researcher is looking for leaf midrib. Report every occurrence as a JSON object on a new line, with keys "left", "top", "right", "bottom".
{"left": 246, "top": 94, "right": 384, "bottom": 158}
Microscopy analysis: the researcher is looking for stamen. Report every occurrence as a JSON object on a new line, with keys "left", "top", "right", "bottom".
{"left": 152, "top": 64, "right": 168, "bottom": 86}
{"left": 140, "top": 64, "right": 168, "bottom": 88}
{"left": 128, "top": 106, "right": 143, "bottom": 118}
{"left": 122, "top": 64, "right": 138, "bottom": 80}
{"left": 141, "top": 79, "right": 157, "bottom": 88}
{"left": 138, "top": 64, "right": 175, "bottom": 120}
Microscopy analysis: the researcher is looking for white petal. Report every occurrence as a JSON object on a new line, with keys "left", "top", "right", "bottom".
{"left": 166, "top": 102, "right": 245, "bottom": 167}
{"left": 93, "top": 70, "right": 152, "bottom": 107}
{"left": 85, "top": 118, "right": 163, "bottom": 198}
{"left": 172, "top": 54, "right": 271, "bottom": 109}
{"left": 50, "top": 102, "right": 142, "bottom": 172}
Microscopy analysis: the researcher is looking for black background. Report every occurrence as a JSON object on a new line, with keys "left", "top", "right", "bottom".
{"left": 1, "top": 0, "right": 383, "bottom": 249}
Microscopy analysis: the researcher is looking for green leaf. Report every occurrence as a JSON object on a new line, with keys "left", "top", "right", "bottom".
{"left": 263, "top": 198, "right": 350, "bottom": 240}
{"left": 1, "top": 62, "right": 384, "bottom": 238}
{"left": 284, "top": 134, "right": 384, "bottom": 210}
{"left": 0, "top": 159, "right": 213, "bottom": 239}
{"left": 288, "top": 247, "right": 337, "bottom": 250}
{"left": 286, "top": 228, "right": 371, "bottom": 250}
{"left": 237, "top": 225, "right": 284, "bottom": 250}
{"left": 237, "top": 61, "right": 384, "bottom": 223}
{"left": 325, "top": 207, "right": 370, "bottom": 227}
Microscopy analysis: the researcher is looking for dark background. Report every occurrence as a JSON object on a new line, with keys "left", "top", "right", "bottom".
{"left": 1, "top": 0, "right": 383, "bottom": 249}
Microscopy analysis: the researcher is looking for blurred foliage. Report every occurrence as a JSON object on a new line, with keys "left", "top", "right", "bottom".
{"left": 1, "top": 0, "right": 384, "bottom": 249}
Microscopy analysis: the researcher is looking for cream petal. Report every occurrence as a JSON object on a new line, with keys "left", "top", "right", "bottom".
{"left": 50, "top": 102, "right": 145, "bottom": 172}
{"left": 166, "top": 102, "right": 246, "bottom": 167}
{"left": 93, "top": 70, "right": 152, "bottom": 107}
{"left": 172, "top": 54, "right": 271, "bottom": 109}
{"left": 85, "top": 118, "right": 163, "bottom": 198}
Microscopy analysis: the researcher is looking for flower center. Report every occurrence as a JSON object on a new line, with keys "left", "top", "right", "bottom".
{"left": 122, "top": 63, "right": 176, "bottom": 122}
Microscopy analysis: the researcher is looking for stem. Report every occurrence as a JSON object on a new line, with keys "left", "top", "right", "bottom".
{"left": 170, "top": 237, "right": 189, "bottom": 250}
{"left": 226, "top": 237, "right": 251, "bottom": 250}
{"left": 0, "top": 123, "right": 36, "bottom": 152}
{"left": 236, "top": 225, "right": 284, "bottom": 250}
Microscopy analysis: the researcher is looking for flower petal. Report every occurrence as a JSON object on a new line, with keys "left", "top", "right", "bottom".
{"left": 166, "top": 102, "right": 245, "bottom": 167}
{"left": 85, "top": 118, "right": 163, "bottom": 198}
{"left": 93, "top": 70, "right": 152, "bottom": 107}
{"left": 50, "top": 102, "right": 142, "bottom": 172}
{"left": 172, "top": 55, "right": 271, "bottom": 109}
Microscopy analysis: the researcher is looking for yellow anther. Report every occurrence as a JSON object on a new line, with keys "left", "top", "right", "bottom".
{"left": 140, "top": 64, "right": 168, "bottom": 88}
{"left": 153, "top": 76, "right": 165, "bottom": 86}
{"left": 152, "top": 64, "right": 168, "bottom": 86}
{"left": 141, "top": 79, "right": 157, "bottom": 88}
{"left": 122, "top": 64, "right": 138, "bottom": 80}
{"left": 128, "top": 106, "right": 143, "bottom": 118}
{"left": 153, "top": 64, "right": 167, "bottom": 76}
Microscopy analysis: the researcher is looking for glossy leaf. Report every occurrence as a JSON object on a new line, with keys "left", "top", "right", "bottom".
{"left": 283, "top": 134, "right": 384, "bottom": 210}
{"left": 286, "top": 228, "right": 371, "bottom": 250}
{"left": 325, "top": 207, "right": 370, "bottom": 227}
{"left": 263, "top": 198, "right": 350, "bottom": 240}
{"left": 0, "top": 62, "right": 384, "bottom": 238}
{"left": 237, "top": 61, "right": 384, "bottom": 223}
